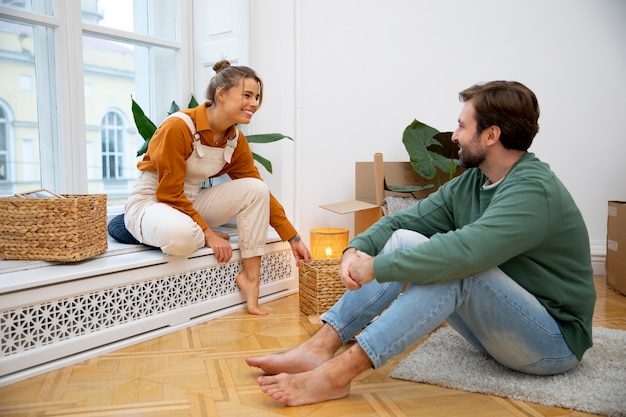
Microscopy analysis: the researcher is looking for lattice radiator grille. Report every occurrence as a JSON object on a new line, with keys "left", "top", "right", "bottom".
{"left": 1, "top": 250, "right": 293, "bottom": 357}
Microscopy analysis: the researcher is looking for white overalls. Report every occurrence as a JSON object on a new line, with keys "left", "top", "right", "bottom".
{"left": 124, "top": 113, "right": 270, "bottom": 258}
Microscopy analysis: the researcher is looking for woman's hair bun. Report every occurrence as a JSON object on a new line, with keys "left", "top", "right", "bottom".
{"left": 213, "top": 60, "right": 231, "bottom": 73}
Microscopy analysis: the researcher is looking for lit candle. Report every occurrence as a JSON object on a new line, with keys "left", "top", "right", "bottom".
{"left": 310, "top": 228, "right": 349, "bottom": 260}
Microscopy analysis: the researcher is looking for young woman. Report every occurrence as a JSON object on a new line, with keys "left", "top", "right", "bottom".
{"left": 123, "top": 60, "right": 310, "bottom": 315}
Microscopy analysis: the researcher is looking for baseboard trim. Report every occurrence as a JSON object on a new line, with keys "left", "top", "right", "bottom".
{"left": 590, "top": 240, "right": 606, "bottom": 276}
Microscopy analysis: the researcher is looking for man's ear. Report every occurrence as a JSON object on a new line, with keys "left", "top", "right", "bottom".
{"left": 485, "top": 125, "right": 501, "bottom": 146}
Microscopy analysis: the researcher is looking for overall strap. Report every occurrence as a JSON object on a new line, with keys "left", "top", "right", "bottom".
{"left": 167, "top": 112, "right": 198, "bottom": 139}
{"left": 167, "top": 112, "right": 204, "bottom": 156}
{"left": 166, "top": 111, "right": 238, "bottom": 163}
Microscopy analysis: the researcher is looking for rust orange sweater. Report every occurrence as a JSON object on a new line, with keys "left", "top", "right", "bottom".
{"left": 137, "top": 103, "right": 297, "bottom": 241}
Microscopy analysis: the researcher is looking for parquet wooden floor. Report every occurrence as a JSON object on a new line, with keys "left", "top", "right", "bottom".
{"left": 0, "top": 275, "right": 624, "bottom": 417}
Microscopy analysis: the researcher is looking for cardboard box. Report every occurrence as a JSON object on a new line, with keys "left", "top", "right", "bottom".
{"left": 607, "top": 201, "right": 626, "bottom": 295}
{"left": 320, "top": 153, "right": 458, "bottom": 235}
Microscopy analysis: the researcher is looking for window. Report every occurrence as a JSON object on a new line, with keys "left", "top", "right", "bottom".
{"left": 100, "top": 110, "right": 124, "bottom": 180}
{"left": 1, "top": 1, "right": 53, "bottom": 16}
{"left": 0, "top": 106, "right": 8, "bottom": 183}
{"left": 0, "top": 0, "right": 189, "bottom": 210}
{"left": 0, "top": 17, "right": 50, "bottom": 195}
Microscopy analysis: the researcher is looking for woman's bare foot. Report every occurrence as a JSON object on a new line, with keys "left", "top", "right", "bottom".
{"left": 214, "top": 230, "right": 231, "bottom": 241}
{"left": 257, "top": 360, "right": 351, "bottom": 406}
{"left": 236, "top": 272, "right": 267, "bottom": 315}
{"left": 245, "top": 323, "right": 342, "bottom": 374}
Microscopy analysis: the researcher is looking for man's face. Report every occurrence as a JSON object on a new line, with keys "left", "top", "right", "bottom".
{"left": 452, "top": 101, "right": 486, "bottom": 168}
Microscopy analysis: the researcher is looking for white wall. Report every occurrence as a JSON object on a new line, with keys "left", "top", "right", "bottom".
{"left": 250, "top": 0, "right": 626, "bottom": 260}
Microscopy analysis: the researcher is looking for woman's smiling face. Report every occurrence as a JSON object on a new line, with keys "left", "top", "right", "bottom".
{"left": 220, "top": 77, "right": 260, "bottom": 125}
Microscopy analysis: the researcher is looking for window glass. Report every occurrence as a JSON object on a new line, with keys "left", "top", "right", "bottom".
{"left": 83, "top": 34, "right": 177, "bottom": 206}
{"left": 0, "top": 18, "right": 56, "bottom": 195}
{"left": 82, "top": 0, "right": 177, "bottom": 41}
{"left": 0, "top": 0, "right": 54, "bottom": 16}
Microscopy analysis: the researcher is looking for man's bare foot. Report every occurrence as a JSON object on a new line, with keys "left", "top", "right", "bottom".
{"left": 245, "top": 344, "right": 328, "bottom": 375}
{"left": 254, "top": 341, "right": 372, "bottom": 406}
{"left": 236, "top": 273, "right": 267, "bottom": 315}
{"left": 257, "top": 362, "right": 350, "bottom": 406}
{"left": 245, "top": 323, "right": 341, "bottom": 374}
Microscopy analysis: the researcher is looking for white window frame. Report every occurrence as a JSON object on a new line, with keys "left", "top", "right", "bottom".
{"left": 0, "top": 1, "right": 193, "bottom": 194}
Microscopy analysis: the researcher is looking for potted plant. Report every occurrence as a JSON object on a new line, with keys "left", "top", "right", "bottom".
{"left": 384, "top": 119, "right": 463, "bottom": 196}
{"left": 131, "top": 96, "right": 292, "bottom": 174}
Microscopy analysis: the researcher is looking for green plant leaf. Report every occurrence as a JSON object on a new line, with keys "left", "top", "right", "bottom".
{"left": 447, "top": 150, "right": 459, "bottom": 181}
{"left": 402, "top": 119, "right": 442, "bottom": 180}
{"left": 433, "top": 132, "right": 458, "bottom": 159}
{"left": 402, "top": 119, "right": 459, "bottom": 184}
{"left": 248, "top": 133, "right": 292, "bottom": 174}
{"left": 136, "top": 139, "right": 150, "bottom": 157}
{"left": 131, "top": 96, "right": 158, "bottom": 144}
{"left": 168, "top": 100, "right": 180, "bottom": 115}
{"left": 431, "top": 131, "right": 460, "bottom": 174}
{"left": 385, "top": 182, "right": 435, "bottom": 193}
{"left": 247, "top": 133, "right": 293, "bottom": 144}
{"left": 188, "top": 95, "right": 199, "bottom": 108}
{"left": 252, "top": 152, "right": 272, "bottom": 173}
{"left": 429, "top": 146, "right": 456, "bottom": 173}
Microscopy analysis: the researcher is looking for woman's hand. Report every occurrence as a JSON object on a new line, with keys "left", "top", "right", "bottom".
{"left": 204, "top": 228, "right": 233, "bottom": 263}
{"left": 288, "top": 235, "right": 312, "bottom": 263}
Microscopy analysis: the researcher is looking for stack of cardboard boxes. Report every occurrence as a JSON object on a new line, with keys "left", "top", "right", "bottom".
{"left": 320, "top": 153, "right": 456, "bottom": 235}
{"left": 607, "top": 201, "right": 626, "bottom": 295}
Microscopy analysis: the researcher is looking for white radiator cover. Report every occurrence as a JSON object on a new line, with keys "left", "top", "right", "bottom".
{"left": 0, "top": 240, "right": 297, "bottom": 385}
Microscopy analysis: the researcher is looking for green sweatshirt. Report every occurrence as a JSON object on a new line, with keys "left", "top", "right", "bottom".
{"left": 349, "top": 152, "right": 595, "bottom": 360}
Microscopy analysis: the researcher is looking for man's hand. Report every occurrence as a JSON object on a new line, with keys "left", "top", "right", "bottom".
{"left": 340, "top": 248, "right": 375, "bottom": 290}
{"left": 349, "top": 250, "right": 375, "bottom": 287}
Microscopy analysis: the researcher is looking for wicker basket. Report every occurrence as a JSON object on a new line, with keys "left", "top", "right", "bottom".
{"left": 0, "top": 194, "right": 108, "bottom": 262}
{"left": 298, "top": 259, "right": 346, "bottom": 316}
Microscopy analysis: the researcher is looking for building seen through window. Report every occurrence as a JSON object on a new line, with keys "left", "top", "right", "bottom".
{"left": 0, "top": 0, "right": 180, "bottom": 207}
{"left": 100, "top": 110, "right": 125, "bottom": 181}
{"left": 0, "top": 106, "right": 8, "bottom": 183}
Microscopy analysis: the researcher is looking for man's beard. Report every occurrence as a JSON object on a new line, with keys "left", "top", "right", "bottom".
{"left": 458, "top": 136, "right": 486, "bottom": 168}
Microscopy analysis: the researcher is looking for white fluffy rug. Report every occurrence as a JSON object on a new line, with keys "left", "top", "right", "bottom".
{"left": 391, "top": 325, "right": 626, "bottom": 417}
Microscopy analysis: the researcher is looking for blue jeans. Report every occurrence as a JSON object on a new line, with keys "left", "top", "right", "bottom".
{"left": 322, "top": 230, "right": 579, "bottom": 375}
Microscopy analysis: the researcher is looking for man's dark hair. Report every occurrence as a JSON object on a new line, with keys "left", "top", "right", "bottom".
{"left": 459, "top": 81, "right": 540, "bottom": 151}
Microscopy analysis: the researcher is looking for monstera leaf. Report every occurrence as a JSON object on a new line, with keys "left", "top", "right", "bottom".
{"left": 131, "top": 95, "right": 291, "bottom": 173}
{"left": 402, "top": 119, "right": 460, "bottom": 187}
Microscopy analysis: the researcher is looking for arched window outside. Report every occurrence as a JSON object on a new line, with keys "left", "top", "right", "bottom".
{"left": 100, "top": 111, "right": 125, "bottom": 180}
{"left": 0, "top": 106, "right": 7, "bottom": 182}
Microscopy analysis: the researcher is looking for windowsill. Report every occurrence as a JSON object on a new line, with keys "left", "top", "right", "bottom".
{"left": 0, "top": 225, "right": 284, "bottom": 294}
